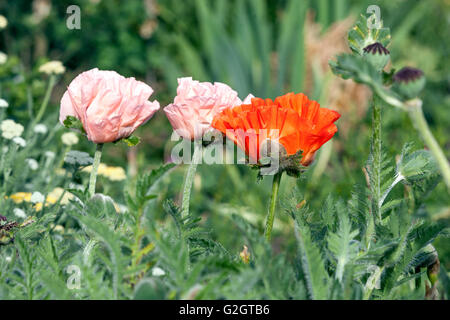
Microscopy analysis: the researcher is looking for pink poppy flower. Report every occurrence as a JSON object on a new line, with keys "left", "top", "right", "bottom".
{"left": 60, "top": 68, "right": 160, "bottom": 144}
{"left": 164, "top": 77, "right": 253, "bottom": 140}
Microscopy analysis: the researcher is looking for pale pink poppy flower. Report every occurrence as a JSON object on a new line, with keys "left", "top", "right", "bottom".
{"left": 164, "top": 77, "right": 253, "bottom": 140}
{"left": 60, "top": 68, "right": 160, "bottom": 144}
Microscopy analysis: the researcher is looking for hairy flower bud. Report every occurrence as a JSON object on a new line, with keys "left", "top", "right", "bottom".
{"left": 363, "top": 42, "right": 390, "bottom": 71}
{"left": 392, "top": 67, "right": 426, "bottom": 99}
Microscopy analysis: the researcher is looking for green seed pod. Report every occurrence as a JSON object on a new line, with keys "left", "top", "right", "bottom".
{"left": 392, "top": 67, "right": 426, "bottom": 100}
{"left": 363, "top": 42, "right": 390, "bottom": 71}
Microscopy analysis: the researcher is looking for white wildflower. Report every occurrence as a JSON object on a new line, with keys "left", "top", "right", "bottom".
{"left": 61, "top": 132, "right": 79, "bottom": 146}
{"left": 1, "top": 119, "right": 24, "bottom": 139}
{"left": 45, "top": 151, "right": 55, "bottom": 159}
{"left": 5, "top": 256, "right": 12, "bottom": 263}
{"left": 30, "top": 191, "right": 45, "bottom": 204}
{"left": 34, "top": 123, "right": 48, "bottom": 134}
{"left": 39, "top": 60, "right": 65, "bottom": 75}
{"left": 0, "top": 98, "right": 8, "bottom": 108}
{"left": 0, "top": 51, "right": 7, "bottom": 64}
{"left": 68, "top": 183, "right": 84, "bottom": 190}
{"left": 13, "top": 208, "right": 27, "bottom": 219}
{"left": 13, "top": 137, "right": 26, "bottom": 147}
{"left": 0, "top": 15, "right": 7, "bottom": 29}
{"left": 152, "top": 267, "right": 166, "bottom": 277}
{"left": 26, "top": 158, "right": 39, "bottom": 170}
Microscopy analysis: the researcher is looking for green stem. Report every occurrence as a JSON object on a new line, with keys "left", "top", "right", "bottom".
{"left": 407, "top": 100, "right": 450, "bottom": 191}
{"left": 88, "top": 143, "right": 103, "bottom": 197}
{"left": 34, "top": 74, "right": 56, "bottom": 125}
{"left": 371, "top": 96, "right": 382, "bottom": 222}
{"left": 181, "top": 140, "right": 202, "bottom": 218}
{"left": 27, "top": 86, "right": 34, "bottom": 119}
{"left": 264, "top": 171, "right": 283, "bottom": 241}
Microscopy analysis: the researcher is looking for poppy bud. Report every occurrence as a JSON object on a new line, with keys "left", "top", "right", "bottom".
{"left": 363, "top": 42, "right": 390, "bottom": 71}
{"left": 392, "top": 67, "right": 426, "bottom": 99}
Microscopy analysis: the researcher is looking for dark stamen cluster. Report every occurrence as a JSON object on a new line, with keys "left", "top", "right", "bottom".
{"left": 363, "top": 42, "right": 390, "bottom": 55}
{"left": 394, "top": 67, "right": 424, "bottom": 83}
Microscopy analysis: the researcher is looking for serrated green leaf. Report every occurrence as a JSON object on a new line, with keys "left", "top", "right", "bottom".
{"left": 327, "top": 214, "right": 360, "bottom": 282}
{"left": 135, "top": 163, "right": 176, "bottom": 207}
{"left": 70, "top": 212, "right": 125, "bottom": 299}
{"left": 295, "top": 222, "right": 329, "bottom": 300}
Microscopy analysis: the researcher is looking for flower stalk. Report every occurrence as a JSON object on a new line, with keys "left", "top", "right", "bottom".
{"left": 407, "top": 99, "right": 450, "bottom": 191}
{"left": 181, "top": 140, "right": 202, "bottom": 217}
{"left": 34, "top": 74, "right": 56, "bottom": 124}
{"left": 88, "top": 143, "right": 104, "bottom": 197}
{"left": 371, "top": 95, "right": 383, "bottom": 222}
{"left": 264, "top": 171, "right": 283, "bottom": 241}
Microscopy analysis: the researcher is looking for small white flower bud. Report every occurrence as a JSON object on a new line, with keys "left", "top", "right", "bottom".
{"left": 1, "top": 119, "right": 24, "bottom": 139}
{"left": 13, "top": 136, "right": 27, "bottom": 147}
{"left": 34, "top": 124, "right": 48, "bottom": 134}
{"left": 14, "top": 208, "right": 27, "bottom": 219}
{"left": 61, "top": 132, "right": 79, "bottom": 146}
{"left": 39, "top": 60, "right": 66, "bottom": 75}
{"left": 0, "top": 98, "right": 8, "bottom": 108}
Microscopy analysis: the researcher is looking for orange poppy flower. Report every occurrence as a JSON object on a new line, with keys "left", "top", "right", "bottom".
{"left": 212, "top": 92, "right": 340, "bottom": 166}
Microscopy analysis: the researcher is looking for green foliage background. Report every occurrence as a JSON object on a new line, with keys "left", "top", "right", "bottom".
{"left": 0, "top": 0, "right": 449, "bottom": 299}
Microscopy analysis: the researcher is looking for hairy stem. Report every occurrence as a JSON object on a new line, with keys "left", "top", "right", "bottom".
{"left": 407, "top": 100, "right": 450, "bottom": 192}
{"left": 371, "top": 96, "right": 382, "bottom": 222}
{"left": 88, "top": 143, "right": 103, "bottom": 197}
{"left": 264, "top": 171, "right": 283, "bottom": 241}
{"left": 181, "top": 140, "right": 202, "bottom": 218}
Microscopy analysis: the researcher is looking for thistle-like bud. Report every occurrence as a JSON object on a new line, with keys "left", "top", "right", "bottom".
{"left": 363, "top": 42, "right": 390, "bottom": 71}
{"left": 392, "top": 67, "right": 426, "bottom": 99}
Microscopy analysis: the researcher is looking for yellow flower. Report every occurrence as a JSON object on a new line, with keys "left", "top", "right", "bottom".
{"left": 48, "top": 187, "right": 73, "bottom": 205}
{"left": 83, "top": 163, "right": 127, "bottom": 181}
{"left": 103, "top": 166, "right": 127, "bottom": 181}
{"left": 9, "top": 192, "right": 32, "bottom": 203}
{"left": 8, "top": 189, "right": 72, "bottom": 212}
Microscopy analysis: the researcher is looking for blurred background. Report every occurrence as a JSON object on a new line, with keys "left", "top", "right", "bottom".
{"left": 0, "top": 0, "right": 449, "bottom": 266}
